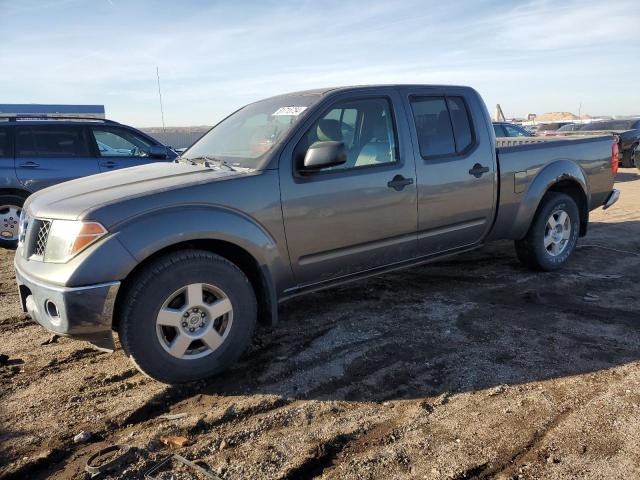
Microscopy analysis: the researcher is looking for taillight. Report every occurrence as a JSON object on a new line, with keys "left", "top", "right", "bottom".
{"left": 611, "top": 141, "right": 619, "bottom": 176}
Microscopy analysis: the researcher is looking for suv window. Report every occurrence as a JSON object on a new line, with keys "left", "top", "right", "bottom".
{"left": 91, "top": 127, "right": 153, "bottom": 157}
{"left": 0, "top": 128, "right": 10, "bottom": 158}
{"left": 16, "top": 126, "right": 90, "bottom": 157}
{"left": 295, "top": 98, "right": 398, "bottom": 172}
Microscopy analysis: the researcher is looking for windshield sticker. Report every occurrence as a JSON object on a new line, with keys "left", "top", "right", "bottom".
{"left": 272, "top": 106, "right": 307, "bottom": 116}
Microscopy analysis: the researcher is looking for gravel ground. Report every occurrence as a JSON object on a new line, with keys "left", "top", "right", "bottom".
{"left": 1, "top": 169, "right": 639, "bottom": 480}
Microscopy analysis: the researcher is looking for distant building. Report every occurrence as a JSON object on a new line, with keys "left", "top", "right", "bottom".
{"left": 0, "top": 104, "right": 105, "bottom": 118}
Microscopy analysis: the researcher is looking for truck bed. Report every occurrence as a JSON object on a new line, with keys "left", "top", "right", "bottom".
{"left": 488, "top": 135, "right": 615, "bottom": 241}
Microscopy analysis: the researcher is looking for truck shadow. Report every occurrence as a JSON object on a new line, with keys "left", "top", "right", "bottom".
{"left": 124, "top": 220, "right": 640, "bottom": 424}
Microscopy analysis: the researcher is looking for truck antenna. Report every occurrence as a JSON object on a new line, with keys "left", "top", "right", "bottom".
{"left": 156, "top": 66, "right": 166, "bottom": 132}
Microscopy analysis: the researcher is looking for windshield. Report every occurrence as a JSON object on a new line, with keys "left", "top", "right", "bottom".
{"left": 182, "top": 94, "right": 321, "bottom": 169}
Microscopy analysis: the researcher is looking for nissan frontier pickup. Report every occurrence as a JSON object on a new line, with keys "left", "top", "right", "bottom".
{"left": 15, "top": 85, "right": 620, "bottom": 383}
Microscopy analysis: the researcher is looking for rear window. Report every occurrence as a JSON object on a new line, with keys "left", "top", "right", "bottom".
{"left": 410, "top": 97, "right": 456, "bottom": 157}
{"left": 16, "top": 126, "right": 91, "bottom": 157}
{"left": 410, "top": 96, "right": 475, "bottom": 157}
{"left": 0, "top": 128, "right": 10, "bottom": 158}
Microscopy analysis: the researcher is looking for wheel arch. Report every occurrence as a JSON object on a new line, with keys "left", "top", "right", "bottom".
{"left": 110, "top": 206, "right": 290, "bottom": 330}
{"left": 0, "top": 188, "right": 30, "bottom": 200}
{"left": 512, "top": 160, "right": 589, "bottom": 239}
{"left": 112, "top": 238, "right": 278, "bottom": 331}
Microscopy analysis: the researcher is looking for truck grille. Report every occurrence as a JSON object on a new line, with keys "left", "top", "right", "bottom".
{"left": 30, "top": 220, "right": 51, "bottom": 259}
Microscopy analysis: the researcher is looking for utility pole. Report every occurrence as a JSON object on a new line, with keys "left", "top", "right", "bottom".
{"left": 156, "top": 66, "right": 166, "bottom": 132}
{"left": 578, "top": 102, "right": 582, "bottom": 123}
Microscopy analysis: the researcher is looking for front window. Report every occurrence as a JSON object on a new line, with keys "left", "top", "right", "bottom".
{"left": 294, "top": 97, "right": 398, "bottom": 171}
{"left": 183, "top": 94, "right": 321, "bottom": 169}
{"left": 92, "top": 127, "right": 153, "bottom": 157}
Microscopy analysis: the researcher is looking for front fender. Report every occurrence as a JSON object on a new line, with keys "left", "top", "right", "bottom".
{"left": 111, "top": 205, "right": 291, "bottom": 288}
{"left": 510, "top": 159, "right": 588, "bottom": 239}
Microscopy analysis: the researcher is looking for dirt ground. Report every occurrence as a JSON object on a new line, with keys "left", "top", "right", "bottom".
{"left": 1, "top": 169, "right": 639, "bottom": 480}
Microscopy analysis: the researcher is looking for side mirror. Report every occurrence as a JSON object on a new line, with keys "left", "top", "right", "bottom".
{"left": 302, "top": 141, "right": 347, "bottom": 172}
{"left": 149, "top": 145, "right": 168, "bottom": 159}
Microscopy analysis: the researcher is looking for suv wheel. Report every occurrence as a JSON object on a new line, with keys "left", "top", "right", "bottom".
{"left": 0, "top": 194, "right": 26, "bottom": 249}
{"left": 118, "top": 250, "right": 257, "bottom": 383}
{"left": 514, "top": 192, "right": 580, "bottom": 271}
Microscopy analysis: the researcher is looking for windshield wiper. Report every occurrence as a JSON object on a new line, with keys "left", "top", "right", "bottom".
{"left": 178, "top": 156, "right": 236, "bottom": 171}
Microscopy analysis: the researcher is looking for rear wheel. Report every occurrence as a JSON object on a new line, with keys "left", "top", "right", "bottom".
{"left": 118, "top": 250, "right": 257, "bottom": 383}
{"left": 0, "top": 194, "right": 26, "bottom": 249}
{"left": 515, "top": 192, "right": 580, "bottom": 271}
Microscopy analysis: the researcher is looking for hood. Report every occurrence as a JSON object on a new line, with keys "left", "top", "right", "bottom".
{"left": 27, "top": 162, "right": 246, "bottom": 221}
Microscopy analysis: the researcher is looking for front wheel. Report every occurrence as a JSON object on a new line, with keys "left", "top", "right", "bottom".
{"left": 118, "top": 250, "right": 257, "bottom": 383}
{"left": 515, "top": 192, "right": 580, "bottom": 271}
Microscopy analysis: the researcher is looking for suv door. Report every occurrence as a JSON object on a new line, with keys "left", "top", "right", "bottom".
{"left": 14, "top": 125, "right": 99, "bottom": 191}
{"left": 89, "top": 126, "right": 166, "bottom": 171}
{"left": 279, "top": 89, "right": 418, "bottom": 286}
{"left": 403, "top": 89, "right": 496, "bottom": 255}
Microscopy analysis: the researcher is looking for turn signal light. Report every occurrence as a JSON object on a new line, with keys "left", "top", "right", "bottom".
{"left": 71, "top": 222, "right": 108, "bottom": 255}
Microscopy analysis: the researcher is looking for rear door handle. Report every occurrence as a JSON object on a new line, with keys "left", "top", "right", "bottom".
{"left": 387, "top": 175, "right": 414, "bottom": 191}
{"left": 100, "top": 161, "right": 116, "bottom": 168}
{"left": 469, "top": 163, "right": 490, "bottom": 178}
{"left": 19, "top": 161, "right": 40, "bottom": 168}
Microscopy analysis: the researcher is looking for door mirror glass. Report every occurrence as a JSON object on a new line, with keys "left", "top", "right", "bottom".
{"left": 302, "top": 141, "right": 347, "bottom": 171}
{"left": 149, "top": 145, "right": 168, "bottom": 159}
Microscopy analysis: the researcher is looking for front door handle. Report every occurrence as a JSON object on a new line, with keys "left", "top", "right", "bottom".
{"left": 387, "top": 175, "right": 414, "bottom": 191}
{"left": 19, "top": 161, "right": 40, "bottom": 168}
{"left": 100, "top": 161, "right": 116, "bottom": 168}
{"left": 469, "top": 163, "right": 490, "bottom": 178}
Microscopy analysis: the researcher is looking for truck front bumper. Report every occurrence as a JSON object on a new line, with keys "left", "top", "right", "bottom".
{"left": 15, "top": 264, "right": 120, "bottom": 352}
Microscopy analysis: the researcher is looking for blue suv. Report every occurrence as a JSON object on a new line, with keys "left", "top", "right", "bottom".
{"left": 0, "top": 117, "right": 176, "bottom": 247}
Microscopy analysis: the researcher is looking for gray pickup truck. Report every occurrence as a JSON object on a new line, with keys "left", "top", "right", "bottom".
{"left": 14, "top": 85, "right": 619, "bottom": 383}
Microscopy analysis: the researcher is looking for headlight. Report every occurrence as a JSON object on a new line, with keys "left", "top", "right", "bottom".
{"left": 44, "top": 220, "right": 107, "bottom": 263}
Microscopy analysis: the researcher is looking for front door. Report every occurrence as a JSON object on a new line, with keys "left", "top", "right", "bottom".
{"left": 14, "top": 125, "right": 99, "bottom": 191}
{"left": 402, "top": 89, "right": 496, "bottom": 255}
{"left": 280, "top": 91, "right": 418, "bottom": 286}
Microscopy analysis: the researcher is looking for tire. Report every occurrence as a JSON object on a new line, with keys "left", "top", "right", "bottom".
{"left": 0, "top": 194, "right": 26, "bottom": 249}
{"left": 621, "top": 147, "right": 635, "bottom": 168}
{"left": 118, "top": 250, "right": 257, "bottom": 384}
{"left": 514, "top": 192, "right": 580, "bottom": 271}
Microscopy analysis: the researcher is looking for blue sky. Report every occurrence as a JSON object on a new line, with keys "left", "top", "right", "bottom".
{"left": 1, "top": 0, "right": 638, "bottom": 126}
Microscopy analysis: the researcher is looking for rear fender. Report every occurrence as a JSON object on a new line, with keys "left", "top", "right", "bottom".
{"left": 511, "top": 160, "right": 588, "bottom": 239}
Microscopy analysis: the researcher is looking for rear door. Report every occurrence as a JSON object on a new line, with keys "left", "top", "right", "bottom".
{"left": 14, "top": 125, "right": 99, "bottom": 191}
{"left": 402, "top": 88, "right": 496, "bottom": 255}
{"left": 279, "top": 89, "right": 418, "bottom": 286}
{"left": 89, "top": 126, "right": 165, "bottom": 171}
